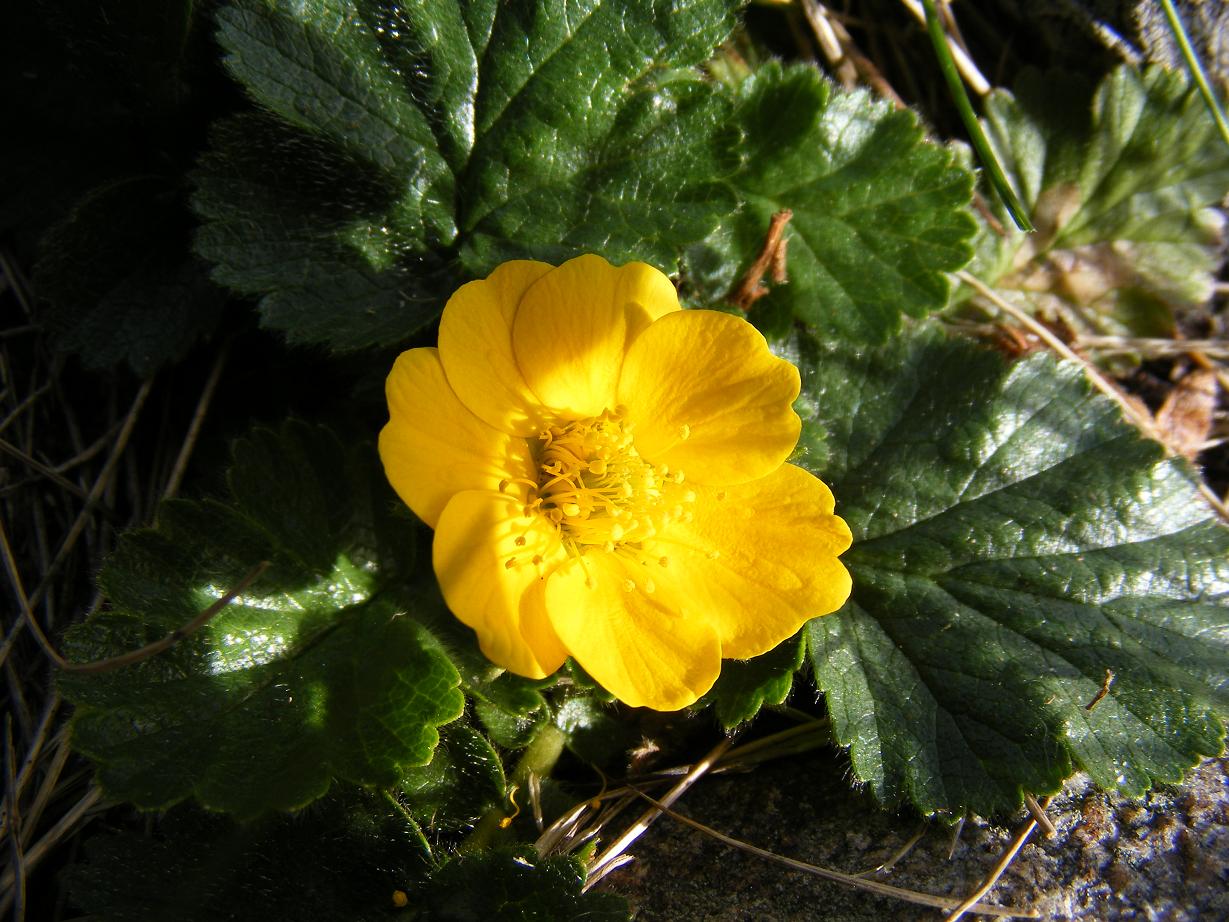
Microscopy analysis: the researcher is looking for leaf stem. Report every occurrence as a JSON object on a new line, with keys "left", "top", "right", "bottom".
{"left": 920, "top": 0, "right": 1034, "bottom": 232}
{"left": 463, "top": 723, "right": 568, "bottom": 852}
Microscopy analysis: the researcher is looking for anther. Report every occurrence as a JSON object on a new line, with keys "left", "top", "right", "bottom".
{"left": 562, "top": 502, "right": 581, "bottom": 517}
{"left": 679, "top": 423, "right": 691, "bottom": 440}
{"left": 658, "top": 556, "right": 669, "bottom": 567}
{"left": 531, "top": 554, "right": 543, "bottom": 566}
{"left": 622, "top": 579, "right": 636, "bottom": 592}
{"left": 514, "top": 536, "right": 527, "bottom": 547}
{"left": 505, "top": 557, "right": 517, "bottom": 569}
{"left": 716, "top": 491, "right": 727, "bottom": 501}
{"left": 499, "top": 479, "right": 510, "bottom": 492}
{"left": 588, "top": 459, "right": 607, "bottom": 475}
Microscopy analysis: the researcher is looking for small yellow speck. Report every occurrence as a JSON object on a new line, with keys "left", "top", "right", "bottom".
{"left": 679, "top": 423, "right": 691, "bottom": 440}
{"left": 622, "top": 579, "right": 636, "bottom": 592}
{"left": 392, "top": 890, "right": 409, "bottom": 908}
{"left": 706, "top": 549, "right": 720, "bottom": 560}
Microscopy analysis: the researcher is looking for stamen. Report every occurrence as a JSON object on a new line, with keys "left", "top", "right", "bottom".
{"left": 658, "top": 556, "right": 669, "bottom": 567}
{"left": 505, "top": 557, "right": 517, "bottom": 569}
{"left": 532, "top": 408, "right": 694, "bottom": 553}
{"left": 514, "top": 536, "right": 527, "bottom": 547}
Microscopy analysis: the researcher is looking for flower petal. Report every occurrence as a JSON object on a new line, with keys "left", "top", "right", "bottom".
{"left": 618, "top": 310, "right": 801, "bottom": 485}
{"left": 513, "top": 255, "right": 681, "bottom": 419}
{"left": 438, "top": 260, "right": 555, "bottom": 437}
{"left": 379, "top": 348, "right": 534, "bottom": 529}
{"left": 545, "top": 551, "right": 720, "bottom": 710}
{"left": 653, "top": 463, "right": 852, "bottom": 659}
{"left": 434, "top": 490, "right": 569, "bottom": 679}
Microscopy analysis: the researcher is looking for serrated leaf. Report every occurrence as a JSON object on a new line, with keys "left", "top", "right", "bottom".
{"left": 971, "top": 65, "right": 1229, "bottom": 333}
{"left": 554, "top": 696, "right": 636, "bottom": 767}
{"left": 34, "top": 177, "right": 226, "bottom": 375}
{"left": 194, "top": 0, "right": 739, "bottom": 350}
{"left": 66, "top": 792, "right": 429, "bottom": 922}
{"left": 684, "top": 63, "right": 977, "bottom": 341}
{"left": 399, "top": 724, "right": 507, "bottom": 832}
{"left": 793, "top": 327, "right": 1229, "bottom": 817}
{"left": 700, "top": 635, "right": 804, "bottom": 729}
{"left": 61, "top": 421, "right": 464, "bottom": 818}
{"left": 415, "top": 847, "right": 629, "bottom": 921}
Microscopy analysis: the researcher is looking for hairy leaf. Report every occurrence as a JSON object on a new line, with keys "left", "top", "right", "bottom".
{"left": 415, "top": 847, "right": 629, "bottom": 921}
{"left": 35, "top": 177, "right": 225, "bottom": 376}
{"left": 793, "top": 327, "right": 1229, "bottom": 816}
{"left": 970, "top": 65, "right": 1229, "bottom": 334}
{"left": 61, "top": 422, "right": 464, "bottom": 818}
{"left": 684, "top": 63, "right": 977, "bottom": 341}
{"left": 702, "top": 635, "right": 804, "bottom": 729}
{"left": 195, "top": 0, "right": 739, "bottom": 350}
{"left": 66, "top": 792, "right": 429, "bottom": 922}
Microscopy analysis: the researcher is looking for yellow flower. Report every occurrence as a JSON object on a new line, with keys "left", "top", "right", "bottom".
{"left": 379, "top": 255, "right": 852, "bottom": 711}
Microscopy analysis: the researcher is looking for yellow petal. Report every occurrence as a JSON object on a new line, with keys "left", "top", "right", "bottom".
{"left": 618, "top": 310, "right": 801, "bottom": 485}
{"left": 545, "top": 551, "right": 720, "bottom": 710}
{"left": 379, "top": 348, "right": 535, "bottom": 529}
{"left": 434, "top": 490, "right": 569, "bottom": 679}
{"left": 513, "top": 255, "right": 680, "bottom": 419}
{"left": 438, "top": 260, "right": 555, "bottom": 437}
{"left": 654, "top": 463, "right": 852, "bottom": 659}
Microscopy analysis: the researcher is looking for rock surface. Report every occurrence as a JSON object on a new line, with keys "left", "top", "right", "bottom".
{"left": 610, "top": 752, "right": 1229, "bottom": 920}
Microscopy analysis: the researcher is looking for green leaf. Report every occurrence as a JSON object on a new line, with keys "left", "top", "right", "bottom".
{"left": 195, "top": 0, "right": 739, "bottom": 350}
{"left": 554, "top": 696, "right": 636, "bottom": 767}
{"left": 970, "top": 65, "right": 1229, "bottom": 333}
{"left": 701, "top": 635, "right": 804, "bottom": 729}
{"left": 684, "top": 63, "right": 977, "bottom": 341}
{"left": 794, "top": 326, "right": 1229, "bottom": 817}
{"left": 399, "top": 724, "right": 507, "bottom": 832}
{"left": 415, "top": 847, "right": 629, "bottom": 921}
{"left": 34, "top": 177, "right": 226, "bottom": 376}
{"left": 66, "top": 792, "right": 430, "bottom": 922}
{"left": 61, "top": 421, "right": 464, "bottom": 818}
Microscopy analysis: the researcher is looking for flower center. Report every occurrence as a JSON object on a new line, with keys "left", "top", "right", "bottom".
{"left": 531, "top": 409, "right": 693, "bottom": 551}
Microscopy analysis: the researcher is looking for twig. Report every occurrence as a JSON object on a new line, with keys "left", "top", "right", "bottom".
{"left": 27, "top": 377, "right": 153, "bottom": 612}
{"left": 1023, "top": 793, "right": 1056, "bottom": 838}
{"left": 17, "top": 734, "right": 71, "bottom": 850}
{"left": 4, "top": 718, "right": 26, "bottom": 922}
{"left": 162, "top": 341, "right": 230, "bottom": 502}
{"left": 0, "top": 437, "right": 94, "bottom": 502}
{"left": 855, "top": 820, "right": 929, "bottom": 876}
{"left": 1074, "top": 335, "right": 1229, "bottom": 360}
{"left": 585, "top": 736, "right": 733, "bottom": 888}
{"left": 625, "top": 787, "right": 1036, "bottom": 918}
{"left": 957, "top": 271, "right": 1229, "bottom": 522}
{"left": 801, "top": 0, "right": 906, "bottom": 106}
{"left": 0, "top": 786, "right": 103, "bottom": 917}
{"left": 1084, "top": 668, "right": 1114, "bottom": 711}
{"left": 728, "top": 211, "right": 793, "bottom": 311}
{"left": 945, "top": 797, "right": 1051, "bottom": 922}
{"left": 0, "top": 513, "right": 269, "bottom": 671}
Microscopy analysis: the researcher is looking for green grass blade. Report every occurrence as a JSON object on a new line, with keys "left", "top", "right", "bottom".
{"left": 1158, "top": 0, "right": 1229, "bottom": 150}
{"left": 921, "top": 0, "right": 1034, "bottom": 232}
